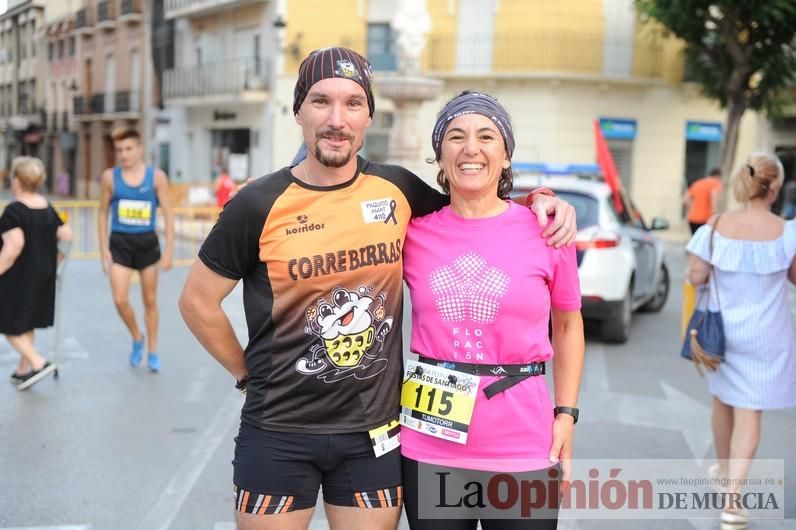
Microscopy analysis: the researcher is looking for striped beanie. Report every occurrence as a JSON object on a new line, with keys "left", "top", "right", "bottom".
{"left": 293, "top": 47, "right": 375, "bottom": 117}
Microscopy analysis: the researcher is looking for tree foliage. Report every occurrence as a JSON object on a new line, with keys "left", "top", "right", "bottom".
{"left": 637, "top": 1, "right": 796, "bottom": 113}
{"left": 635, "top": 1, "right": 796, "bottom": 188}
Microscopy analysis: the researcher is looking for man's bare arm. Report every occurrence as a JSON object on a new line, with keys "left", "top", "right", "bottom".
{"left": 0, "top": 228, "right": 24, "bottom": 275}
{"left": 154, "top": 169, "right": 175, "bottom": 271}
{"left": 97, "top": 169, "right": 114, "bottom": 273}
{"left": 179, "top": 260, "right": 247, "bottom": 380}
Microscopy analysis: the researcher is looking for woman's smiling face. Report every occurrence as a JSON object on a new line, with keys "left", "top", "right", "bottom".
{"left": 438, "top": 113, "right": 509, "bottom": 199}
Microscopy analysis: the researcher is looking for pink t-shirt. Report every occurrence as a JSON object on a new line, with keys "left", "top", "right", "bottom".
{"left": 401, "top": 201, "right": 581, "bottom": 471}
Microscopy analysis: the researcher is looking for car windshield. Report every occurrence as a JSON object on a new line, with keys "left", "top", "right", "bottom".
{"left": 551, "top": 190, "right": 600, "bottom": 228}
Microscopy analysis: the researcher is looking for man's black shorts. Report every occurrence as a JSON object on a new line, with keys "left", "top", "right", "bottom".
{"left": 109, "top": 232, "right": 161, "bottom": 270}
{"left": 232, "top": 422, "right": 402, "bottom": 514}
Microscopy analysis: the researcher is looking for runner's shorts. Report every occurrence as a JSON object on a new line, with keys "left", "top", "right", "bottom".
{"left": 232, "top": 422, "right": 402, "bottom": 514}
{"left": 109, "top": 232, "right": 161, "bottom": 270}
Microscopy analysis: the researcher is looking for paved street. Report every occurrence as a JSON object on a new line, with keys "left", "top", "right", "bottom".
{"left": 1, "top": 242, "right": 794, "bottom": 530}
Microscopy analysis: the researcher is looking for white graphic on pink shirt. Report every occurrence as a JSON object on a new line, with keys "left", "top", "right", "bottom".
{"left": 429, "top": 252, "right": 511, "bottom": 323}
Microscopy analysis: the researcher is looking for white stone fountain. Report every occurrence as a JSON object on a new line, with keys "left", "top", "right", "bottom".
{"left": 377, "top": 0, "right": 443, "bottom": 174}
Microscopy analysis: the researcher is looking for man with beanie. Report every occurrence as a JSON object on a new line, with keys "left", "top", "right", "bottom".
{"left": 179, "top": 47, "right": 576, "bottom": 530}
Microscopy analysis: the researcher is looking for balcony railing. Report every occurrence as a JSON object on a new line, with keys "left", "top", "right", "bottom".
{"left": 97, "top": 0, "right": 117, "bottom": 29}
{"left": 120, "top": 0, "right": 143, "bottom": 21}
{"left": 426, "top": 32, "right": 664, "bottom": 80}
{"left": 165, "top": 0, "right": 263, "bottom": 19}
{"left": 164, "top": 58, "right": 270, "bottom": 100}
{"left": 114, "top": 91, "right": 141, "bottom": 112}
{"left": 75, "top": 8, "right": 94, "bottom": 34}
{"left": 73, "top": 93, "right": 141, "bottom": 116}
{"left": 90, "top": 94, "right": 105, "bottom": 114}
{"left": 73, "top": 96, "right": 86, "bottom": 115}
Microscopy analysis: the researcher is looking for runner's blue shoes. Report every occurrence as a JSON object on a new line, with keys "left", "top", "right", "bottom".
{"left": 130, "top": 337, "right": 144, "bottom": 367}
{"left": 147, "top": 353, "right": 160, "bottom": 372}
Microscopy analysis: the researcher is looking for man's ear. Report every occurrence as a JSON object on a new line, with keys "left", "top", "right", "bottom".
{"left": 295, "top": 111, "right": 303, "bottom": 126}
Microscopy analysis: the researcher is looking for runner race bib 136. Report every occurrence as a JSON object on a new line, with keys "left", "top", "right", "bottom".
{"left": 118, "top": 199, "right": 152, "bottom": 226}
{"left": 399, "top": 359, "right": 479, "bottom": 444}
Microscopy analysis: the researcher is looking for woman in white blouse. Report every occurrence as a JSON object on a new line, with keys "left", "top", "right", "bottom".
{"left": 686, "top": 153, "right": 796, "bottom": 530}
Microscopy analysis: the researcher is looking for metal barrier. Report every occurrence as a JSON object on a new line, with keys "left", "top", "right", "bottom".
{"left": 0, "top": 200, "right": 220, "bottom": 266}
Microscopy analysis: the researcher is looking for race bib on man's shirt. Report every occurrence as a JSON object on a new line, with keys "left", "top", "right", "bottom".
{"left": 118, "top": 199, "right": 152, "bottom": 226}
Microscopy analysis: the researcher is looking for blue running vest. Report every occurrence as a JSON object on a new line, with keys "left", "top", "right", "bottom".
{"left": 110, "top": 166, "right": 158, "bottom": 234}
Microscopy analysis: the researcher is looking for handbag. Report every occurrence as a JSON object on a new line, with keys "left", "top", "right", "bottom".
{"left": 680, "top": 215, "right": 725, "bottom": 376}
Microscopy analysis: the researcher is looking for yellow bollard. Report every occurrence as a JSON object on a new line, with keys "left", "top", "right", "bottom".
{"left": 681, "top": 282, "right": 697, "bottom": 339}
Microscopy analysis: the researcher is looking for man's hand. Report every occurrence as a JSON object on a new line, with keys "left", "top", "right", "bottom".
{"left": 161, "top": 252, "right": 173, "bottom": 272}
{"left": 101, "top": 249, "right": 111, "bottom": 274}
{"left": 228, "top": 177, "right": 255, "bottom": 202}
{"left": 531, "top": 194, "right": 577, "bottom": 247}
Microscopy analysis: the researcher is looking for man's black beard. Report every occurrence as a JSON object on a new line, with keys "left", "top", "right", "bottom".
{"left": 314, "top": 144, "right": 353, "bottom": 168}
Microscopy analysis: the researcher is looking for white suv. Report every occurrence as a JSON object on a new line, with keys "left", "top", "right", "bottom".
{"left": 513, "top": 164, "right": 670, "bottom": 343}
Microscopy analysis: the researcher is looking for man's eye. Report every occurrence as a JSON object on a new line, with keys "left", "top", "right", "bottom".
{"left": 349, "top": 100, "right": 363, "bottom": 107}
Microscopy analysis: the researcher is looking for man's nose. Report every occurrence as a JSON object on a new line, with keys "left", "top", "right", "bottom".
{"left": 327, "top": 102, "right": 345, "bottom": 128}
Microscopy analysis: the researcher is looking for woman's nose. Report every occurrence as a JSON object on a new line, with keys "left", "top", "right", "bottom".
{"left": 463, "top": 135, "right": 479, "bottom": 155}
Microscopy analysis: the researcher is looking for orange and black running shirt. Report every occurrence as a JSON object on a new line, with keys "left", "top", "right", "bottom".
{"left": 198, "top": 157, "right": 447, "bottom": 433}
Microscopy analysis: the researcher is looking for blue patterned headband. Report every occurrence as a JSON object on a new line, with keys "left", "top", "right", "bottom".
{"left": 431, "top": 92, "right": 515, "bottom": 161}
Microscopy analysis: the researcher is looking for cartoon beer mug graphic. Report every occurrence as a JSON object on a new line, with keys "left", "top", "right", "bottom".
{"left": 315, "top": 288, "right": 376, "bottom": 367}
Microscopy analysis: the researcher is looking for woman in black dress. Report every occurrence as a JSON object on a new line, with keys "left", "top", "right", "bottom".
{"left": 0, "top": 157, "right": 72, "bottom": 390}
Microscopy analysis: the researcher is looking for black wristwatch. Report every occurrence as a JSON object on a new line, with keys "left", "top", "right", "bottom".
{"left": 235, "top": 375, "right": 249, "bottom": 393}
{"left": 554, "top": 406, "right": 579, "bottom": 424}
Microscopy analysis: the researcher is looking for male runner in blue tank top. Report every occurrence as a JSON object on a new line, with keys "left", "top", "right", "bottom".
{"left": 98, "top": 126, "right": 174, "bottom": 371}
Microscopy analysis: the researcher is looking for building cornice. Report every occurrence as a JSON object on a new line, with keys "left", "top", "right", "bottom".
{"left": 423, "top": 70, "right": 671, "bottom": 88}
{"left": 0, "top": 0, "right": 44, "bottom": 21}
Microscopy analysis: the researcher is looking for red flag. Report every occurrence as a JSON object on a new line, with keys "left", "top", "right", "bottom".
{"left": 594, "top": 120, "right": 625, "bottom": 214}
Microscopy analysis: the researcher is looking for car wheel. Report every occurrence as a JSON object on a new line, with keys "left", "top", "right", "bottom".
{"left": 601, "top": 283, "right": 632, "bottom": 343}
{"left": 641, "top": 262, "right": 670, "bottom": 313}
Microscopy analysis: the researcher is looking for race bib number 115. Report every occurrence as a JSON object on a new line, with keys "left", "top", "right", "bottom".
{"left": 399, "top": 359, "right": 479, "bottom": 445}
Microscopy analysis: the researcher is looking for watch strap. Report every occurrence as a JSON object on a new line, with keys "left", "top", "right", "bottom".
{"left": 554, "top": 406, "right": 579, "bottom": 424}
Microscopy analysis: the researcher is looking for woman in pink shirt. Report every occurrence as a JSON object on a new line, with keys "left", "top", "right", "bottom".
{"left": 400, "top": 91, "right": 585, "bottom": 529}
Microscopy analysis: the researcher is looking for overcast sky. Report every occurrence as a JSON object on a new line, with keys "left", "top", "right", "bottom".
{"left": 0, "top": 1, "right": 6, "bottom": 15}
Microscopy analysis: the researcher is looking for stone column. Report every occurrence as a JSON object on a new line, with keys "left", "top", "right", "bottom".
{"left": 376, "top": 0, "right": 442, "bottom": 175}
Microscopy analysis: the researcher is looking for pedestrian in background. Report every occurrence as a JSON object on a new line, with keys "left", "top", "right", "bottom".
{"left": 0, "top": 157, "right": 72, "bottom": 390}
{"left": 686, "top": 153, "right": 796, "bottom": 530}
{"left": 214, "top": 166, "right": 235, "bottom": 208}
{"left": 98, "top": 126, "right": 174, "bottom": 372}
{"left": 683, "top": 167, "right": 723, "bottom": 234}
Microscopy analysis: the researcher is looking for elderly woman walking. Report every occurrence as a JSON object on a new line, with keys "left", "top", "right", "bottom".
{"left": 0, "top": 157, "right": 72, "bottom": 390}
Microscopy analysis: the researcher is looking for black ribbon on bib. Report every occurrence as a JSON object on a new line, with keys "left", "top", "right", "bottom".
{"left": 383, "top": 200, "right": 397, "bottom": 225}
